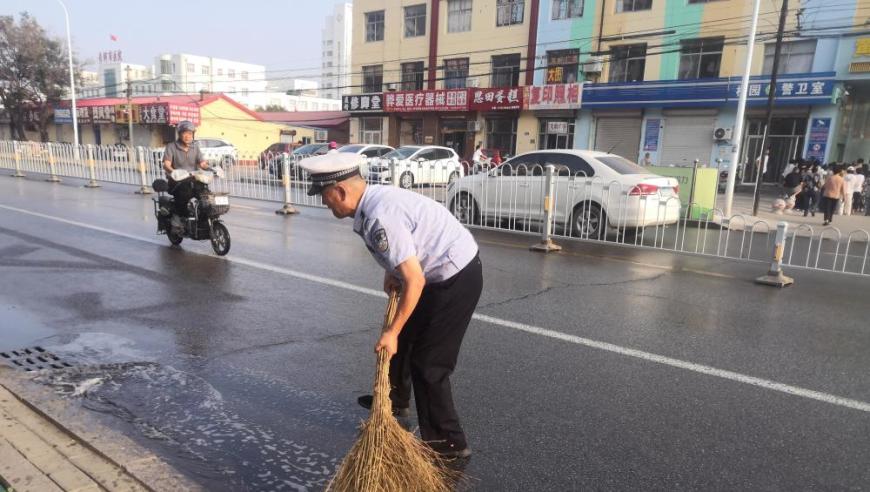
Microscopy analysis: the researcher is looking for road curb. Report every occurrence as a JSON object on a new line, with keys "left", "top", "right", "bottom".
{"left": 0, "top": 366, "right": 201, "bottom": 491}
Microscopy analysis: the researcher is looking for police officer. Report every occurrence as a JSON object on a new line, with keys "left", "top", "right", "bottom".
{"left": 299, "top": 153, "right": 482, "bottom": 459}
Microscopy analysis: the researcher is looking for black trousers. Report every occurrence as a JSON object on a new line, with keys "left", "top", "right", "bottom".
{"left": 821, "top": 196, "right": 839, "bottom": 222}
{"left": 168, "top": 178, "right": 195, "bottom": 216}
{"left": 389, "top": 255, "right": 483, "bottom": 448}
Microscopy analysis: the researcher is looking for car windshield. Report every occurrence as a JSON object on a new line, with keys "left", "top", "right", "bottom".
{"left": 383, "top": 147, "right": 420, "bottom": 160}
{"left": 339, "top": 145, "right": 365, "bottom": 153}
{"left": 293, "top": 144, "right": 322, "bottom": 155}
{"left": 597, "top": 155, "right": 647, "bottom": 174}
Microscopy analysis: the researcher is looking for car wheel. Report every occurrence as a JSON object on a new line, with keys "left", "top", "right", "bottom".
{"left": 571, "top": 202, "right": 606, "bottom": 239}
{"left": 450, "top": 193, "right": 480, "bottom": 225}
{"left": 399, "top": 171, "right": 414, "bottom": 189}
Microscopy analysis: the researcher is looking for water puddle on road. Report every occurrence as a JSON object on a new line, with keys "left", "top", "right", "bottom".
{"left": 0, "top": 300, "right": 57, "bottom": 352}
{"left": 30, "top": 332, "right": 342, "bottom": 491}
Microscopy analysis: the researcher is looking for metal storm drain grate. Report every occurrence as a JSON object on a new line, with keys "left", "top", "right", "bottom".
{"left": 0, "top": 347, "right": 74, "bottom": 372}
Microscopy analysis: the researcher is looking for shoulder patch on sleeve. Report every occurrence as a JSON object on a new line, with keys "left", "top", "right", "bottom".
{"left": 372, "top": 227, "right": 389, "bottom": 253}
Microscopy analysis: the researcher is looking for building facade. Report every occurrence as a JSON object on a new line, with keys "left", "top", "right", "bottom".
{"left": 345, "top": 0, "right": 868, "bottom": 179}
{"left": 154, "top": 53, "right": 267, "bottom": 109}
{"left": 535, "top": 0, "right": 856, "bottom": 183}
{"left": 348, "top": 0, "right": 544, "bottom": 159}
{"left": 322, "top": 3, "right": 354, "bottom": 100}
{"left": 79, "top": 62, "right": 158, "bottom": 99}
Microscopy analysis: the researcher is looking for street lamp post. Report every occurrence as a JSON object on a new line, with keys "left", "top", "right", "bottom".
{"left": 56, "top": 0, "right": 79, "bottom": 148}
{"left": 723, "top": 0, "right": 762, "bottom": 218}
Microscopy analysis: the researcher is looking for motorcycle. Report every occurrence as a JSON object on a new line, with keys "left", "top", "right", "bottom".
{"left": 152, "top": 167, "right": 231, "bottom": 256}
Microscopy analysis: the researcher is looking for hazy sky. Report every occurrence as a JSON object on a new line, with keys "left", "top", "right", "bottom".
{"left": 1, "top": 0, "right": 345, "bottom": 79}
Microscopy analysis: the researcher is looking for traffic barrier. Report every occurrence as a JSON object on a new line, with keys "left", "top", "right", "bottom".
{"left": 756, "top": 221, "right": 795, "bottom": 287}
{"left": 1, "top": 140, "right": 868, "bottom": 278}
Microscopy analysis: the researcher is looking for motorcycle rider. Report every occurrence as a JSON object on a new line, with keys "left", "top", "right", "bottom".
{"left": 162, "top": 121, "right": 208, "bottom": 228}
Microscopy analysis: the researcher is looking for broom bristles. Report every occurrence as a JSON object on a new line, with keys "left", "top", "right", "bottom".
{"left": 327, "top": 292, "right": 458, "bottom": 492}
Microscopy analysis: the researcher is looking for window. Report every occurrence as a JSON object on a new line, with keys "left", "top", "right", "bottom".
{"left": 401, "top": 61, "right": 425, "bottom": 91}
{"left": 217, "top": 68, "right": 223, "bottom": 76}
{"left": 546, "top": 49, "right": 580, "bottom": 83}
{"left": 444, "top": 58, "right": 469, "bottom": 89}
{"left": 539, "top": 153, "right": 595, "bottom": 176}
{"left": 366, "top": 10, "right": 385, "bottom": 42}
{"left": 404, "top": 4, "right": 426, "bottom": 37}
{"left": 241, "top": 71, "right": 249, "bottom": 80}
{"left": 762, "top": 40, "right": 816, "bottom": 75}
{"left": 539, "top": 119, "right": 576, "bottom": 149}
{"left": 491, "top": 54, "right": 521, "bottom": 87}
{"left": 616, "top": 0, "right": 652, "bottom": 12}
{"left": 201, "top": 65, "right": 210, "bottom": 76}
{"left": 597, "top": 155, "right": 646, "bottom": 174}
{"left": 448, "top": 0, "right": 473, "bottom": 32}
{"left": 552, "top": 0, "right": 584, "bottom": 19}
{"left": 609, "top": 44, "right": 647, "bottom": 82}
{"left": 362, "top": 65, "right": 384, "bottom": 93}
{"left": 228, "top": 69, "right": 236, "bottom": 79}
{"left": 486, "top": 118, "right": 517, "bottom": 156}
{"left": 241, "top": 88, "right": 249, "bottom": 97}
{"left": 501, "top": 153, "right": 540, "bottom": 176}
{"left": 162, "top": 80, "right": 173, "bottom": 91}
{"left": 678, "top": 37, "right": 724, "bottom": 79}
{"left": 186, "top": 63, "right": 195, "bottom": 73}
{"left": 496, "top": 0, "right": 524, "bottom": 26}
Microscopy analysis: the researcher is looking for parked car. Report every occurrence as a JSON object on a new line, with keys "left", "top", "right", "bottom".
{"left": 338, "top": 144, "right": 394, "bottom": 177}
{"left": 197, "top": 138, "right": 237, "bottom": 166}
{"left": 446, "top": 150, "right": 681, "bottom": 238}
{"left": 367, "top": 145, "right": 464, "bottom": 189}
{"left": 264, "top": 142, "right": 333, "bottom": 178}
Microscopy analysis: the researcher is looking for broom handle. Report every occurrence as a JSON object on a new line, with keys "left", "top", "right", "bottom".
{"left": 373, "top": 289, "right": 400, "bottom": 409}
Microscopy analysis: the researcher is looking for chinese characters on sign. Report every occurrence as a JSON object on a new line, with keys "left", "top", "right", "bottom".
{"left": 91, "top": 106, "right": 116, "bottom": 124}
{"left": 469, "top": 88, "right": 523, "bottom": 111}
{"left": 342, "top": 94, "right": 384, "bottom": 112}
{"left": 138, "top": 104, "right": 200, "bottom": 126}
{"left": 735, "top": 79, "right": 830, "bottom": 99}
{"left": 806, "top": 118, "right": 831, "bottom": 161}
{"left": 384, "top": 89, "right": 469, "bottom": 112}
{"left": 643, "top": 119, "right": 661, "bottom": 152}
{"left": 528, "top": 83, "right": 583, "bottom": 110}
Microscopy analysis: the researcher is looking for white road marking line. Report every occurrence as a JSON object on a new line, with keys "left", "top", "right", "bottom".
{"left": 2, "top": 202, "right": 869, "bottom": 414}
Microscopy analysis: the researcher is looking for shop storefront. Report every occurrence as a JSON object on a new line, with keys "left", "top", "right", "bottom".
{"left": 343, "top": 93, "right": 387, "bottom": 146}
{"left": 581, "top": 73, "right": 837, "bottom": 180}
{"left": 529, "top": 83, "right": 582, "bottom": 150}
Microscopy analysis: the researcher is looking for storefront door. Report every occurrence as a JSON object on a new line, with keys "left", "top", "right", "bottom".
{"left": 740, "top": 118, "right": 807, "bottom": 184}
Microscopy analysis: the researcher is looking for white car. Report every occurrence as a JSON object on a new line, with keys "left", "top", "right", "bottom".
{"left": 447, "top": 150, "right": 681, "bottom": 238}
{"left": 367, "top": 145, "right": 464, "bottom": 189}
{"left": 337, "top": 144, "right": 394, "bottom": 177}
{"left": 197, "top": 138, "right": 237, "bottom": 166}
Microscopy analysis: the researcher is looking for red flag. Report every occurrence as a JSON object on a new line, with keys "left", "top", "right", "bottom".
{"left": 110, "top": 34, "right": 118, "bottom": 41}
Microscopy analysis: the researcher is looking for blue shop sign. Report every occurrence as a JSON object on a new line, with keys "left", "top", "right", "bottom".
{"left": 583, "top": 72, "right": 835, "bottom": 108}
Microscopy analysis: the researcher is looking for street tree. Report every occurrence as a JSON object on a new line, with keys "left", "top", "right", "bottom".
{"left": 0, "top": 13, "right": 79, "bottom": 141}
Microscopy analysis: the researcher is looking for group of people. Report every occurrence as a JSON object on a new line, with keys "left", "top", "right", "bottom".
{"left": 781, "top": 158, "right": 869, "bottom": 225}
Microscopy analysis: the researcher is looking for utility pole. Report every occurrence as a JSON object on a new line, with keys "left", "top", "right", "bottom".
{"left": 125, "top": 65, "right": 135, "bottom": 150}
{"left": 723, "top": 0, "right": 762, "bottom": 217}
{"left": 752, "top": 0, "right": 789, "bottom": 217}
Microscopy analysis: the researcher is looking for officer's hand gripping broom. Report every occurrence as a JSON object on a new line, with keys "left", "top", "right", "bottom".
{"left": 326, "top": 290, "right": 456, "bottom": 492}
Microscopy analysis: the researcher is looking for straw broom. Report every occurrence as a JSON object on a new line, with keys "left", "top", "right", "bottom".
{"left": 326, "top": 290, "right": 457, "bottom": 492}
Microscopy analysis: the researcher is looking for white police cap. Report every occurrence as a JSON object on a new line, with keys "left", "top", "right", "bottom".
{"left": 298, "top": 152, "right": 366, "bottom": 196}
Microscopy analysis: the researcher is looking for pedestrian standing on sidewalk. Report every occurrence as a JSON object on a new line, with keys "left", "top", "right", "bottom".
{"left": 799, "top": 166, "right": 819, "bottom": 216}
{"left": 821, "top": 165, "right": 847, "bottom": 226}
{"left": 843, "top": 167, "right": 857, "bottom": 216}
{"left": 299, "top": 153, "right": 482, "bottom": 459}
{"left": 851, "top": 166, "right": 865, "bottom": 214}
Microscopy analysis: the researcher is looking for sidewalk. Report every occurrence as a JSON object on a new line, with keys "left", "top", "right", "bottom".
{"left": 0, "top": 367, "right": 199, "bottom": 492}
{"left": 718, "top": 186, "right": 870, "bottom": 238}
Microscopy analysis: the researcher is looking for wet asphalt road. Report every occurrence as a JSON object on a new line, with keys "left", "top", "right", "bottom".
{"left": 1, "top": 175, "right": 869, "bottom": 491}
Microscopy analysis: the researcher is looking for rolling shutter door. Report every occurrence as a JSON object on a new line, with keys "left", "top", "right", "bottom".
{"left": 660, "top": 115, "right": 715, "bottom": 166}
{"left": 594, "top": 117, "right": 642, "bottom": 161}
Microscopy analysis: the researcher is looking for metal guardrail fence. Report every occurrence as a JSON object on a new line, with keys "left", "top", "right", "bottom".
{"left": 1, "top": 141, "right": 867, "bottom": 277}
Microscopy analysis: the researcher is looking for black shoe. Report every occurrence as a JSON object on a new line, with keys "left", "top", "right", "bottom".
{"left": 428, "top": 440, "right": 472, "bottom": 459}
{"left": 357, "top": 395, "right": 411, "bottom": 418}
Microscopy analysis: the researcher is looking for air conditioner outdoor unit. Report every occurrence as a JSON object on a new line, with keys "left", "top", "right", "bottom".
{"left": 467, "top": 120, "right": 482, "bottom": 132}
{"left": 466, "top": 77, "right": 480, "bottom": 88}
{"left": 585, "top": 56, "right": 604, "bottom": 73}
{"left": 713, "top": 127, "right": 733, "bottom": 141}
{"left": 386, "top": 83, "right": 398, "bottom": 91}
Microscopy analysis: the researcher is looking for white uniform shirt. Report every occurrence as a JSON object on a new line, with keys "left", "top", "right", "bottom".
{"left": 353, "top": 185, "right": 478, "bottom": 283}
{"left": 845, "top": 174, "right": 857, "bottom": 194}
{"left": 472, "top": 148, "right": 485, "bottom": 162}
